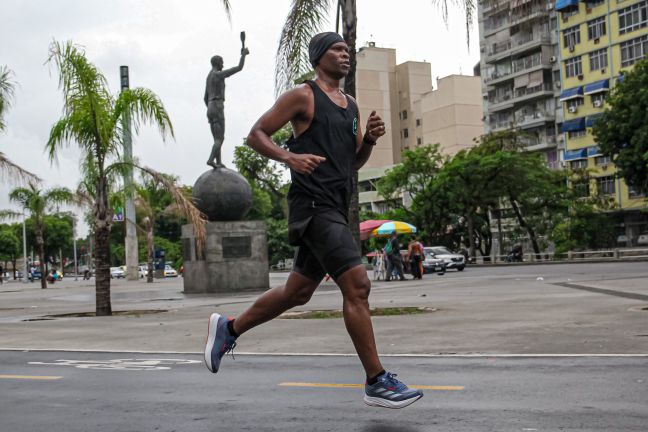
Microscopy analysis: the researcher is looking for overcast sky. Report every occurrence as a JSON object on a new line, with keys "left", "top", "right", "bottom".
{"left": 0, "top": 0, "right": 479, "bottom": 236}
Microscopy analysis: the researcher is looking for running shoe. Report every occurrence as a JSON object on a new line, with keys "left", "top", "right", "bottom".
{"left": 204, "top": 313, "right": 237, "bottom": 373}
{"left": 364, "top": 372, "right": 423, "bottom": 409}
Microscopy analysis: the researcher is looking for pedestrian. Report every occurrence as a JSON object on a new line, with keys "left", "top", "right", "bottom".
{"left": 203, "top": 32, "right": 422, "bottom": 409}
{"left": 385, "top": 232, "right": 405, "bottom": 282}
{"left": 407, "top": 236, "right": 424, "bottom": 280}
{"left": 0, "top": 264, "right": 3, "bottom": 284}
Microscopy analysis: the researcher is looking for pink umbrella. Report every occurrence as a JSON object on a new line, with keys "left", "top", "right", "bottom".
{"left": 359, "top": 219, "right": 392, "bottom": 241}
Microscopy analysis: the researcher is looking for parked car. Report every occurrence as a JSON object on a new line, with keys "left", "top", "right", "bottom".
{"left": 637, "top": 232, "right": 648, "bottom": 246}
{"left": 164, "top": 265, "right": 178, "bottom": 278}
{"left": 617, "top": 234, "right": 629, "bottom": 245}
{"left": 138, "top": 265, "right": 150, "bottom": 278}
{"left": 110, "top": 267, "right": 125, "bottom": 279}
{"left": 424, "top": 246, "right": 466, "bottom": 271}
{"left": 422, "top": 250, "right": 446, "bottom": 275}
{"left": 28, "top": 268, "right": 42, "bottom": 281}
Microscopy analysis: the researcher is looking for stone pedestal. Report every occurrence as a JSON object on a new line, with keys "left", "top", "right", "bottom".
{"left": 181, "top": 220, "right": 269, "bottom": 294}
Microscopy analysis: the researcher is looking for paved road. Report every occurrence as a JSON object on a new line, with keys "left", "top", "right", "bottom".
{"left": 1, "top": 351, "right": 647, "bottom": 432}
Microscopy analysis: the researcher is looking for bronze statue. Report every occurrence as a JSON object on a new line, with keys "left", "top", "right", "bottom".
{"left": 205, "top": 31, "right": 249, "bottom": 168}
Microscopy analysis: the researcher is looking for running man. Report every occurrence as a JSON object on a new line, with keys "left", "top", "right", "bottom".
{"left": 204, "top": 32, "right": 423, "bottom": 409}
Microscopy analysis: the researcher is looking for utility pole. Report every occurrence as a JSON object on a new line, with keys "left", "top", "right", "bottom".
{"left": 22, "top": 208, "right": 27, "bottom": 283}
{"left": 120, "top": 65, "right": 139, "bottom": 281}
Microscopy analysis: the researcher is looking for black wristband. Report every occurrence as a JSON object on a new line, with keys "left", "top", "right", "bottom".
{"left": 363, "top": 136, "right": 377, "bottom": 146}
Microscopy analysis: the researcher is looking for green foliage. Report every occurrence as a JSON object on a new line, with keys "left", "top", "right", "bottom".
{"left": 0, "top": 65, "right": 16, "bottom": 132}
{"left": 550, "top": 198, "right": 617, "bottom": 254}
{"left": 266, "top": 218, "right": 292, "bottom": 266}
{"left": 593, "top": 58, "right": 648, "bottom": 195}
{"left": 0, "top": 224, "right": 20, "bottom": 263}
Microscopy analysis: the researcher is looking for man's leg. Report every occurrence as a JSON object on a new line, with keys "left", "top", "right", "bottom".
{"left": 335, "top": 265, "right": 383, "bottom": 377}
{"left": 233, "top": 271, "right": 320, "bottom": 335}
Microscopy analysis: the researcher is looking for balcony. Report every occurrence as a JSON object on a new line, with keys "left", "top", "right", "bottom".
{"left": 485, "top": 53, "right": 552, "bottom": 86}
{"left": 488, "top": 92, "right": 515, "bottom": 112}
{"left": 513, "top": 82, "right": 555, "bottom": 104}
{"left": 516, "top": 111, "right": 556, "bottom": 130}
{"left": 510, "top": 33, "right": 553, "bottom": 57}
{"left": 524, "top": 135, "right": 559, "bottom": 151}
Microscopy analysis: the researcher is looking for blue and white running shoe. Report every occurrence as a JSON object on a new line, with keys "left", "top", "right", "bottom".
{"left": 364, "top": 372, "right": 423, "bottom": 409}
{"left": 204, "top": 313, "right": 237, "bottom": 373}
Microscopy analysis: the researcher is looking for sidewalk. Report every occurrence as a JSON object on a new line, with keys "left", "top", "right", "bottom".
{"left": 1, "top": 262, "right": 647, "bottom": 355}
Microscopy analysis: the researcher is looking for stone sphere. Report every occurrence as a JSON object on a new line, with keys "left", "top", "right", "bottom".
{"left": 192, "top": 167, "right": 253, "bottom": 221}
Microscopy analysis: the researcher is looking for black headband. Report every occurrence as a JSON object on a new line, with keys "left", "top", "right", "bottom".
{"left": 308, "top": 32, "right": 345, "bottom": 68}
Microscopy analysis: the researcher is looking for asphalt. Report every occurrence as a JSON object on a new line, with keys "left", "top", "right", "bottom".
{"left": 0, "top": 262, "right": 647, "bottom": 355}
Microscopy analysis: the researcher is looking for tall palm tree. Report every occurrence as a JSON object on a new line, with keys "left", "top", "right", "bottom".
{"left": 0, "top": 65, "right": 40, "bottom": 183}
{"left": 6, "top": 183, "right": 74, "bottom": 289}
{"left": 275, "top": 0, "right": 476, "bottom": 245}
{"left": 46, "top": 40, "right": 204, "bottom": 316}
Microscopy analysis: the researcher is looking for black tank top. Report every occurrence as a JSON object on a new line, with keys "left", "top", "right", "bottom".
{"left": 286, "top": 80, "right": 359, "bottom": 224}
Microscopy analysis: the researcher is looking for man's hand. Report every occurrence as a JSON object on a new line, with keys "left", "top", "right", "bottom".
{"left": 285, "top": 153, "right": 326, "bottom": 175}
{"left": 364, "top": 110, "right": 385, "bottom": 143}
{"left": 241, "top": 47, "right": 250, "bottom": 56}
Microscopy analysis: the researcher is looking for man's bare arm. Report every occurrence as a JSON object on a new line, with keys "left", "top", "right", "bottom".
{"left": 354, "top": 109, "right": 385, "bottom": 170}
{"left": 247, "top": 86, "right": 326, "bottom": 175}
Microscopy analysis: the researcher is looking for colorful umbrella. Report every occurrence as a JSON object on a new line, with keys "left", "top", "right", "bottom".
{"left": 371, "top": 221, "right": 417, "bottom": 237}
{"left": 359, "top": 219, "right": 392, "bottom": 240}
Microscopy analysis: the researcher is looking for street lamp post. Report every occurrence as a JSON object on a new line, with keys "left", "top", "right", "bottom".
{"left": 22, "top": 208, "right": 27, "bottom": 283}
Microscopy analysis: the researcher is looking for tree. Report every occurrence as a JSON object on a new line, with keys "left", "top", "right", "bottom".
{"left": 5, "top": 183, "right": 74, "bottom": 288}
{"left": 593, "top": 58, "right": 648, "bottom": 196}
{"left": 46, "top": 41, "right": 204, "bottom": 315}
{"left": 275, "top": 0, "right": 476, "bottom": 248}
{"left": 0, "top": 225, "right": 20, "bottom": 278}
{"left": 0, "top": 65, "right": 40, "bottom": 183}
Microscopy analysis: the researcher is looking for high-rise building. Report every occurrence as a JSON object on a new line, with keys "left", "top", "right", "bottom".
{"left": 556, "top": 0, "right": 648, "bottom": 244}
{"left": 354, "top": 43, "right": 483, "bottom": 212}
{"left": 355, "top": 43, "right": 483, "bottom": 168}
{"left": 477, "top": 0, "right": 562, "bottom": 168}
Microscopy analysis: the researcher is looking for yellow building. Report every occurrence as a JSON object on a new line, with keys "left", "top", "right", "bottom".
{"left": 557, "top": 0, "right": 648, "bottom": 244}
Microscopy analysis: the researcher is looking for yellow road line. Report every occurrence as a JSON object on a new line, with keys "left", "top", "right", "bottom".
{"left": 279, "top": 382, "right": 463, "bottom": 391}
{"left": 0, "top": 374, "right": 63, "bottom": 380}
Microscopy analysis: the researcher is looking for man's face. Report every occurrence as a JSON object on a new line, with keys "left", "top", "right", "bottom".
{"left": 318, "top": 41, "right": 350, "bottom": 78}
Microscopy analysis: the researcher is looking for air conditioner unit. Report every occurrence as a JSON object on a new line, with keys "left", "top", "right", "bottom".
{"left": 586, "top": 8, "right": 592, "bottom": 14}
{"left": 593, "top": 99, "right": 602, "bottom": 107}
{"left": 562, "top": 16, "right": 569, "bottom": 23}
{"left": 568, "top": 106, "right": 577, "bottom": 113}
{"left": 569, "top": 45, "right": 575, "bottom": 52}
{"left": 547, "top": 3, "right": 554, "bottom": 10}
{"left": 578, "top": 74, "right": 584, "bottom": 80}
{"left": 601, "top": 164, "right": 608, "bottom": 170}
{"left": 555, "top": 81, "right": 562, "bottom": 88}
{"left": 594, "top": 37, "right": 600, "bottom": 44}
{"left": 601, "top": 68, "right": 606, "bottom": 73}
{"left": 550, "top": 56, "right": 557, "bottom": 62}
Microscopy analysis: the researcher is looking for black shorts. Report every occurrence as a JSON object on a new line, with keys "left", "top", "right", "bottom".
{"left": 290, "top": 213, "right": 362, "bottom": 282}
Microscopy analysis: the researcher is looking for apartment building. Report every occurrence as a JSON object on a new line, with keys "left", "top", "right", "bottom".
{"left": 478, "top": 0, "right": 562, "bottom": 168}
{"left": 557, "top": 0, "right": 648, "bottom": 244}
{"left": 355, "top": 43, "right": 483, "bottom": 212}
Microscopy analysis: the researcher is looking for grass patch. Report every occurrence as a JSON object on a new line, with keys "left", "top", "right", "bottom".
{"left": 280, "top": 306, "right": 436, "bottom": 319}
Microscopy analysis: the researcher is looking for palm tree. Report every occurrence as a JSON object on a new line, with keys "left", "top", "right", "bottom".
{"left": 5, "top": 183, "right": 74, "bottom": 289}
{"left": 275, "top": 0, "right": 476, "bottom": 245}
{"left": 46, "top": 40, "right": 204, "bottom": 316}
{"left": 0, "top": 65, "right": 40, "bottom": 183}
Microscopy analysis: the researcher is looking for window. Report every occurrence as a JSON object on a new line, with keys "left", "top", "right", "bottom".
{"left": 589, "top": 48, "right": 608, "bottom": 71}
{"left": 595, "top": 155, "right": 611, "bottom": 165}
{"left": 566, "top": 98, "right": 584, "bottom": 111}
{"left": 562, "top": 9, "right": 578, "bottom": 20}
{"left": 416, "top": 118, "right": 421, "bottom": 126}
{"left": 569, "top": 129, "right": 587, "bottom": 139}
{"left": 563, "top": 25, "right": 581, "bottom": 48}
{"left": 401, "top": 110, "right": 408, "bottom": 120}
{"left": 565, "top": 57, "right": 583, "bottom": 78}
{"left": 596, "top": 176, "right": 615, "bottom": 195}
{"left": 587, "top": 17, "right": 606, "bottom": 40}
{"left": 403, "top": 128, "right": 409, "bottom": 138}
{"left": 416, "top": 137, "right": 422, "bottom": 145}
{"left": 620, "top": 35, "right": 648, "bottom": 67}
{"left": 619, "top": 1, "right": 648, "bottom": 35}
{"left": 591, "top": 93, "right": 607, "bottom": 106}
{"left": 629, "top": 186, "right": 645, "bottom": 198}
{"left": 571, "top": 159, "right": 588, "bottom": 169}
{"left": 585, "top": 0, "right": 605, "bottom": 7}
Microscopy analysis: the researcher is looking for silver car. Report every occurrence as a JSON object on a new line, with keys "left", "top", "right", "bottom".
{"left": 424, "top": 246, "right": 466, "bottom": 271}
